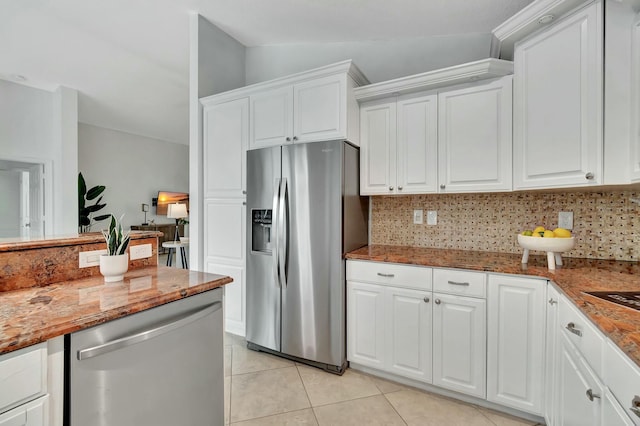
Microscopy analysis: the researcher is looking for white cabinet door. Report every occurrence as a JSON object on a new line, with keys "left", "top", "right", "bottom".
{"left": 203, "top": 97, "right": 248, "bottom": 199}
{"left": 347, "top": 282, "right": 386, "bottom": 369}
{"left": 432, "top": 293, "right": 486, "bottom": 398}
{"left": 207, "top": 262, "right": 246, "bottom": 336}
{"left": 545, "top": 284, "right": 561, "bottom": 426}
{"left": 360, "top": 100, "right": 397, "bottom": 195}
{"left": 557, "top": 333, "right": 602, "bottom": 426}
{"left": 293, "top": 75, "right": 345, "bottom": 143}
{"left": 487, "top": 275, "right": 545, "bottom": 415}
{"left": 603, "top": 388, "right": 635, "bottom": 426}
{"left": 396, "top": 92, "right": 438, "bottom": 194}
{"left": 203, "top": 199, "right": 245, "bottom": 265}
{"left": 438, "top": 77, "right": 512, "bottom": 193}
{"left": 632, "top": 17, "right": 640, "bottom": 182}
{"left": 0, "top": 395, "right": 49, "bottom": 426}
{"left": 386, "top": 287, "right": 432, "bottom": 382}
{"left": 514, "top": 2, "right": 603, "bottom": 189}
{"left": 250, "top": 86, "right": 293, "bottom": 149}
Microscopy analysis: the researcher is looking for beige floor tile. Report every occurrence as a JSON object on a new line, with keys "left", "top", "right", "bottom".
{"left": 232, "top": 344, "right": 295, "bottom": 375}
{"left": 230, "top": 367, "right": 310, "bottom": 423}
{"left": 478, "top": 407, "right": 538, "bottom": 426}
{"left": 297, "top": 365, "right": 380, "bottom": 407}
{"left": 368, "top": 375, "right": 410, "bottom": 394}
{"left": 225, "top": 332, "right": 247, "bottom": 347}
{"left": 225, "top": 377, "right": 231, "bottom": 425}
{"left": 231, "top": 409, "right": 318, "bottom": 425}
{"left": 313, "top": 395, "right": 405, "bottom": 426}
{"left": 225, "top": 345, "right": 232, "bottom": 377}
{"left": 385, "top": 390, "right": 493, "bottom": 426}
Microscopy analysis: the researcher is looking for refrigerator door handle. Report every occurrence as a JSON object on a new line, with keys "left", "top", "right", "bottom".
{"left": 272, "top": 177, "right": 281, "bottom": 288}
{"left": 278, "top": 178, "right": 288, "bottom": 287}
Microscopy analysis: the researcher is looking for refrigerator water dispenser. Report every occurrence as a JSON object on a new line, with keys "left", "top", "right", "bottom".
{"left": 251, "top": 209, "right": 272, "bottom": 253}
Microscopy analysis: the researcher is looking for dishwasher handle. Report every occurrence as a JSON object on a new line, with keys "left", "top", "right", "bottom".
{"left": 77, "top": 301, "right": 222, "bottom": 360}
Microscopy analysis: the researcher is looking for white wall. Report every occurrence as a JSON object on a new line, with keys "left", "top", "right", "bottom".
{"left": 0, "top": 170, "right": 21, "bottom": 238}
{"left": 0, "top": 79, "right": 77, "bottom": 235}
{"left": 245, "top": 34, "right": 492, "bottom": 84}
{"left": 78, "top": 123, "right": 188, "bottom": 231}
{"left": 189, "top": 14, "right": 246, "bottom": 271}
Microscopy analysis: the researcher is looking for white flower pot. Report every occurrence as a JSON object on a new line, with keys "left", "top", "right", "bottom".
{"left": 99, "top": 253, "right": 129, "bottom": 282}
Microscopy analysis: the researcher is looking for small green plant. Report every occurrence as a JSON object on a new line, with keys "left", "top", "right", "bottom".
{"left": 102, "top": 215, "right": 130, "bottom": 256}
{"left": 78, "top": 172, "right": 110, "bottom": 232}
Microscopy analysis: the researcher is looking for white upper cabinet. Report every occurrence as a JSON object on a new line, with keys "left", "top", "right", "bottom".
{"left": 438, "top": 77, "right": 513, "bottom": 193}
{"left": 360, "top": 92, "right": 438, "bottom": 195}
{"left": 513, "top": 1, "right": 603, "bottom": 189}
{"left": 202, "top": 97, "right": 248, "bottom": 199}
{"left": 250, "top": 87, "right": 293, "bottom": 150}
{"left": 246, "top": 61, "right": 367, "bottom": 150}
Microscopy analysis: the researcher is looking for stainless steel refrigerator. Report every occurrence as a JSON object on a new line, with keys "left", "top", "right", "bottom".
{"left": 246, "top": 140, "right": 367, "bottom": 374}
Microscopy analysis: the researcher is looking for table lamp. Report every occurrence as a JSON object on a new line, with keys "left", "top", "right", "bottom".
{"left": 167, "top": 203, "right": 188, "bottom": 242}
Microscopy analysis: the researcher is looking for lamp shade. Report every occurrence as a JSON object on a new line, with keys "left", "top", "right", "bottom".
{"left": 167, "top": 203, "right": 188, "bottom": 219}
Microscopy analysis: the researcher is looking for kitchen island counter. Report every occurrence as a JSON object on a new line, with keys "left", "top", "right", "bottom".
{"left": 0, "top": 266, "right": 232, "bottom": 355}
{"left": 347, "top": 245, "right": 640, "bottom": 368}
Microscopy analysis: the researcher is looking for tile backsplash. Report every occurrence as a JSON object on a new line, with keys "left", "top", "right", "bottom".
{"left": 370, "top": 190, "right": 639, "bottom": 261}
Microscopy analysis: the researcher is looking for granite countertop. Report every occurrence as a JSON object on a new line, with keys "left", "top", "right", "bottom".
{"left": 347, "top": 245, "right": 640, "bottom": 367}
{"left": 0, "top": 266, "right": 232, "bottom": 355}
{"left": 0, "top": 231, "right": 162, "bottom": 252}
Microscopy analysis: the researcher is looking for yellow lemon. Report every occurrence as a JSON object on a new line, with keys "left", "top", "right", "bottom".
{"left": 531, "top": 232, "right": 542, "bottom": 238}
{"left": 543, "top": 230, "right": 556, "bottom": 238}
{"left": 533, "top": 226, "right": 546, "bottom": 234}
{"left": 521, "top": 230, "right": 533, "bottom": 236}
{"left": 553, "top": 228, "right": 572, "bottom": 238}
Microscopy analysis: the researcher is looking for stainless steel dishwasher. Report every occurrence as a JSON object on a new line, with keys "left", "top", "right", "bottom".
{"left": 66, "top": 288, "right": 224, "bottom": 426}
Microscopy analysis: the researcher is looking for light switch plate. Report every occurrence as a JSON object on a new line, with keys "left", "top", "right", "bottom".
{"left": 558, "top": 211, "right": 574, "bottom": 230}
{"left": 413, "top": 209, "right": 423, "bottom": 224}
{"left": 427, "top": 210, "right": 437, "bottom": 225}
{"left": 130, "top": 244, "right": 153, "bottom": 260}
{"left": 79, "top": 249, "right": 107, "bottom": 268}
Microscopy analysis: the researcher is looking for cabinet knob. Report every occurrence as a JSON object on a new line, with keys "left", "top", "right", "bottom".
{"left": 389, "top": 186, "right": 394, "bottom": 191}
{"left": 286, "top": 137, "right": 291, "bottom": 142}
{"left": 566, "top": 322, "right": 582, "bottom": 337}
{"left": 435, "top": 299, "right": 441, "bottom": 305}
{"left": 293, "top": 136, "right": 298, "bottom": 141}
{"left": 548, "top": 298, "right": 557, "bottom": 305}
{"left": 242, "top": 190, "right": 246, "bottom": 195}
{"left": 440, "top": 184, "right": 445, "bottom": 190}
{"left": 423, "top": 296, "right": 430, "bottom": 303}
{"left": 398, "top": 186, "right": 403, "bottom": 190}
{"left": 630, "top": 396, "right": 640, "bottom": 418}
{"left": 586, "top": 389, "right": 601, "bottom": 402}
{"left": 242, "top": 201, "right": 246, "bottom": 206}
{"left": 585, "top": 172, "right": 594, "bottom": 180}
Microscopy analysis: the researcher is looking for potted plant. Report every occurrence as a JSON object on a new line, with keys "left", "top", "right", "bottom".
{"left": 78, "top": 172, "right": 110, "bottom": 233}
{"left": 99, "top": 215, "right": 131, "bottom": 282}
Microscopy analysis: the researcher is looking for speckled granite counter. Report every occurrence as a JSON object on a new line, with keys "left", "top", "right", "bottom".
{"left": 0, "top": 266, "right": 232, "bottom": 355}
{"left": 347, "top": 245, "right": 640, "bottom": 367}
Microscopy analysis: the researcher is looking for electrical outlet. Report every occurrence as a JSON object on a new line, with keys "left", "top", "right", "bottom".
{"left": 558, "top": 211, "right": 574, "bottom": 230}
{"left": 130, "top": 244, "right": 153, "bottom": 260}
{"left": 79, "top": 249, "right": 107, "bottom": 268}
{"left": 413, "top": 209, "right": 423, "bottom": 224}
{"left": 427, "top": 210, "right": 437, "bottom": 225}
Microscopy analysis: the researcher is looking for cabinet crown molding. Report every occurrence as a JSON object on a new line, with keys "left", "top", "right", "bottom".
{"left": 353, "top": 58, "right": 513, "bottom": 103}
{"left": 200, "top": 59, "right": 369, "bottom": 105}
{"left": 491, "top": 0, "right": 591, "bottom": 60}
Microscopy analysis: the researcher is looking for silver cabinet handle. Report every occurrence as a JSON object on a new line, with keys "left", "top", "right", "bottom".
{"left": 423, "top": 296, "right": 430, "bottom": 303}
{"left": 293, "top": 136, "right": 298, "bottom": 141}
{"left": 585, "top": 172, "right": 594, "bottom": 180}
{"left": 77, "top": 302, "right": 222, "bottom": 360}
{"left": 242, "top": 201, "right": 246, "bottom": 205}
{"left": 242, "top": 190, "right": 246, "bottom": 194}
{"left": 285, "top": 137, "right": 291, "bottom": 142}
{"left": 447, "top": 280, "right": 470, "bottom": 286}
{"left": 630, "top": 396, "right": 640, "bottom": 418}
{"left": 398, "top": 186, "right": 403, "bottom": 190}
{"left": 630, "top": 407, "right": 640, "bottom": 417}
{"left": 440, "top": 184, "right": 445, "bottom": 189}
{"left": 377, "top": 272, "right": 395, "bottom": 278}
{"left": 586, "top": 389, "right": 601, "bottom": 401}
{"left": 435, "top": 299, "right": 441, "bottom": 305}
{"left": 389, "top": 186, "right": 394, "bottom": 191}
{"left": 549, "top": 298, "right": 557, "bottom": 305}
{"left": 566, "top": 322, "right": 583, "bottom": 337}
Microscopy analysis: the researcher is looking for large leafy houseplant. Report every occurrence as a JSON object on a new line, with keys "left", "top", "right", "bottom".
{"left": 78, "top": 172, "right": 110, "bottom": 232}
{"left": 102, "top": 215, "right": 131, "bottom": 256}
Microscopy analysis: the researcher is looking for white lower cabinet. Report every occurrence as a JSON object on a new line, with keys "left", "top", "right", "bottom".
{"left": 545, "top": 284, "right": 561, "bottom": 426}
{"left": 487, "top": 275, "right": 545, "bottom": 415}
{"left": 0, "top": 396, "right": 49, "bottom": 426}
{"left": 432, "top": 292, "right": 486, "bottom": 398}
{"left": 346, "top": 281, "right": 386, "bottom": 369}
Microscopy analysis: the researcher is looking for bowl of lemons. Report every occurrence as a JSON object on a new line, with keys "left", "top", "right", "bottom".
{"left": 517, "top": 226, "right": 574, "bottom": 270}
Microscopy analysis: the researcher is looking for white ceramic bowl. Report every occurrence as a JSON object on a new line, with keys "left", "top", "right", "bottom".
{"left": 517, "top": 234, "right": 575, "bottom": 252}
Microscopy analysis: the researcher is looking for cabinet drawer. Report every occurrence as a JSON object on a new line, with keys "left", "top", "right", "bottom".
{"left": 433, "top": 268, "right": 486, "bottom": 298}
{"left": 604, "top": 340, "right": 640, "bottom": 425}
{"left": 0, "top": 344, "right": 47, "bottom": 414}
{"left": 346, "top": 261, "right": 432, "bottom": 290}
{"left": 558, "top": 295, "right": 603, "bottom": 378}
